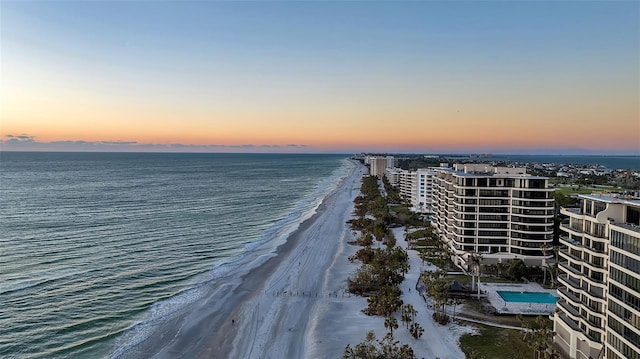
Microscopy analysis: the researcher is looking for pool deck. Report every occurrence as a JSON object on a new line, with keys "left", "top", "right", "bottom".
{"left": 480, "top": 282, "right": 558, "bottom": 315}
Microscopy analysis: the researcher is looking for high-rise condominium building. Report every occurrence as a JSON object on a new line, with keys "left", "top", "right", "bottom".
{"left": 385, "top": 167, "right": 439, "bottom": 213}
{"left": 554, "top": 194, "right": 640, "bottom": 359}
{"left": 416, "top": 168, "right": 436, "bottom": 214}
{"left": 431, "top": 164, "right": 554, "bottom": 269}
{"left": 369, "top": 156, "right": 389, "bottom": 178}
{"left": 398, "top": 169, "right": 417, "bottom": 206}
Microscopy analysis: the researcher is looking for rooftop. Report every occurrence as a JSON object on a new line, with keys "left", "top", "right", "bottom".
{"left": 579, "top": 193, "right": 640, "bottom": 206}
{"left": 436, "top": 167, "right": 548, "bottom": 179}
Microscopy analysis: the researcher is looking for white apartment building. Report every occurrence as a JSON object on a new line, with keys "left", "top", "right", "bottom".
{"left": 385, "top": 167, "right": 401, "bottom": 187}
{"left": 554, "top": 194, "right": 640, "bottom": 359}
{"left": 431, "top": 164, "right": 554, "bottom": 269}
{"left": 385, "top": 167, "right": 439, "bottom": 213}
{"left": 398, "top": 170, "right": 417, "bottom": 207}
{"left": 386, "top": 156, "right": 395, "bottom": 169}
{"left": 416, "top": 168, "right": 436, "bottom": 214}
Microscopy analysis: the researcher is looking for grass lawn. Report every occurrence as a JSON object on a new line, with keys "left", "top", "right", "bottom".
{"left": 460, "top": 324, "right": 533, "bottom": 359}
{"left": 414, "top": 238, "right": 438, "bottom": 247}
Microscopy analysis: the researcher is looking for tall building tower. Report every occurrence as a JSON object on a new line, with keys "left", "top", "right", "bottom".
{"left": 398, "top": 170, "right": 417, "bottom": 206}
{"left": 369, "top": 156, "right": 388, "bottom": 178}
{"left": 386, "top": 156, "right": 395, "bottom": 169}
{"left": 416, "top": 168, "right": 436, "bottom": 214}
{"left": 431, "top": 164, "right": 554, "bottom": 269}
{"left": 554, "top": 194, "right": 640, "bottom": 359}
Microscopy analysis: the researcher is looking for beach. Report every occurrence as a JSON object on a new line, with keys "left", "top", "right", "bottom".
{"left": 123, "top": 159, "right": 469, "bottom": 358}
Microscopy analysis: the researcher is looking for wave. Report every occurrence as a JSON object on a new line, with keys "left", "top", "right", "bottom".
{"left": 0, "top": 268, "right": 87, "bottom": 296}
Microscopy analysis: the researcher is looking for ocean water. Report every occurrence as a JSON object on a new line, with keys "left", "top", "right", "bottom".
{"left": 0, "top": 152, "right": 349, "bottom": 359}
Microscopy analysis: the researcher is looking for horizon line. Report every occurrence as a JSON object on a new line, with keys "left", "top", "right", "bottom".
{"left": 2, "top": 149, "right": 639, "bottom": 157}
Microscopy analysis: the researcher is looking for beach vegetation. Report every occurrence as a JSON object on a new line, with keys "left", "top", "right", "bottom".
{"left": 384, "top": 316, "right": 399, "bottom": 337}
{"left": 364, "top": 284, "right": 403, "bottom": 316}
{"left": 345, "top": 173, "right": 420, "bottom": 354}
{"left": 357, "top": 233, "right": 374, "bottom": 246}
{"left": 348, "top": 265, "right": 383, "bottom": 295}
{"left": 408, "top": 322, "right": 424, "bottom": 339}
{"left": 348, "top": 217, "right": 373, "bottom": 231}
{"left": 342, "top": 331, "right": 417, "bottom": 359}
{"left": 422, "top": 270, "right": 450, "bottom": 324}
{"left": 400, "top": 304, "right": 417, "bottom": 329}
{"left": 383, "top": 176, "right": 401, "bottom": 204}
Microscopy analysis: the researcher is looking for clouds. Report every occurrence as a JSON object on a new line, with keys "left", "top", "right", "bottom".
{"left": 0, "top": 134, "right": 309, "bottom": 153}
{"left": 4, "top": 134, "right": 36, "bottom": 142}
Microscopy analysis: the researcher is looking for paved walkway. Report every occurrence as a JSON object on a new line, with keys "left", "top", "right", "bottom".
{"left": 453, "top": 314, "right": 529, "bottom": 331}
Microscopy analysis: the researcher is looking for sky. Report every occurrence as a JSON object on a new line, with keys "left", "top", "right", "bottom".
{"left": 1, "top": 1, "right": 639, "bottom": 154}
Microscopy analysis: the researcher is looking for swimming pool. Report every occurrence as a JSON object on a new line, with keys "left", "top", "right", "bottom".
{"left": 497, "top": 291, "right": 557, "bottom": 304}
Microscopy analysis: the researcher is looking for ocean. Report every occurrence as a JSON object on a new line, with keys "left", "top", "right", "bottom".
{"left": 0, "top": 152, "right": 350, "bottom": 359}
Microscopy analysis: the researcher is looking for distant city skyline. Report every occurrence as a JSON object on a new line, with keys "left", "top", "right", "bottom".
{"left": 1, "top": 1, "right": 638, "bottom": 154}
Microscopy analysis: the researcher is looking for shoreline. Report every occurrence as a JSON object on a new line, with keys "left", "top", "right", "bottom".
{"left": 120, "top": 159, "right": 364, "bottom": 358}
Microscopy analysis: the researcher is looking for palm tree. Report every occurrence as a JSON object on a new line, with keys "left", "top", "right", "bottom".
{"left": 541, "top": 243, "right": 549, "bottom": 285}
{"left": 424, "top": 270, "right": 449, "bottom": 324}
{"left": 409, "top": 322, "right": 424, "bottom": 339}
{"left": 384, "top": 316, "right": 399, "bottom": 337}
{"left": 468, "top": 253, "right": 483, "bottom": 299}
{"left": 496, "top": 261, "right": 505, "bottom": 277}
{"left": 400, "top": 305, "right": 411, "bottom": 329}
{"left": 400, "top": 303, "right": 418, "bottom": 329}
{"left": 450, "top": 299, "right": 461, "bottom": 320}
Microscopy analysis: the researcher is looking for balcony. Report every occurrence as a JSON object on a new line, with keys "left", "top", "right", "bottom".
{"left": 557, "top": 299, "right": 581, "bottom": 318}
{"left": 512, "top": 200, "right": 554, "bottom": 208}
{"left": 560, "top": 236, "right": 584, "bottom": 249}
{"left": 557, "top": 312, "right": 581, "bottom": 332}
{"left": 583, "top": 285, "right": 606, "bottom": 301}
{"left": 559, "top": 262, "right": 583, "bottom": 277}
{"left": 558, "top": 274, "right": 581, "bottom": 291}
{"left": 558, "top": 287, "right": 581, "bottom": 304}
{"left": 560, "top": 223, "right": 583, "bottom": 235}
{"left": 558, "top": 248, "right": 581, "bottom": 262}
{"left": 582, "top": 244, "right": 605, "bottom": 255}
{"left": 584, "top": 230, "right": 607, "bottom": 240}
{"left": 561, "top": 207, "right": 583, "bottom": 216}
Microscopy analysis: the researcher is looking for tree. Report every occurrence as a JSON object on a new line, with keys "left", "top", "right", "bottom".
{"left": 400, "top": 304, "right": 417, "bottom": 329}
{"left": 465, "top": 350, "right": 486, "bottom": 359}
{"left": 468, "top": 253, "right": 483, "bottom": 299}
{"left": 496, "top": 261, "right": 505, "bottom": 277}
{"left": 343, "top": 331, "right": 417, "bottom": 359}
{"left": 520, "top": 316, "right": 559, "bottom": 359}
{"left": 365, "top": 285, "right": 403, "bottom": 316}
{"left": 423, "top": 270, "right": 450, "bottom": 324}
{"left": 409, "top": 322, "right": 424, "bottom": 339}
{"left": 400, "top": 305, "right": 411, "bottom": 329}
{"left": 507, "top": 259, "right": 527, "bottom": 281}
{"left": 449, "top": 299, "right": 461, "bottom": 321}
{"left": 384, "top": 316, "right": 399, "bottom": 337}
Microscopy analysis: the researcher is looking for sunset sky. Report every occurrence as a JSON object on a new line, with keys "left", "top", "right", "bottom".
{"left": 1, "top": 1, "right": 638, "bottom": 154}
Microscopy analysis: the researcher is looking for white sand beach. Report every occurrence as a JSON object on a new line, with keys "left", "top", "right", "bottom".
{"left": 127, "top": 160, "right": 470, "bottom": 359}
